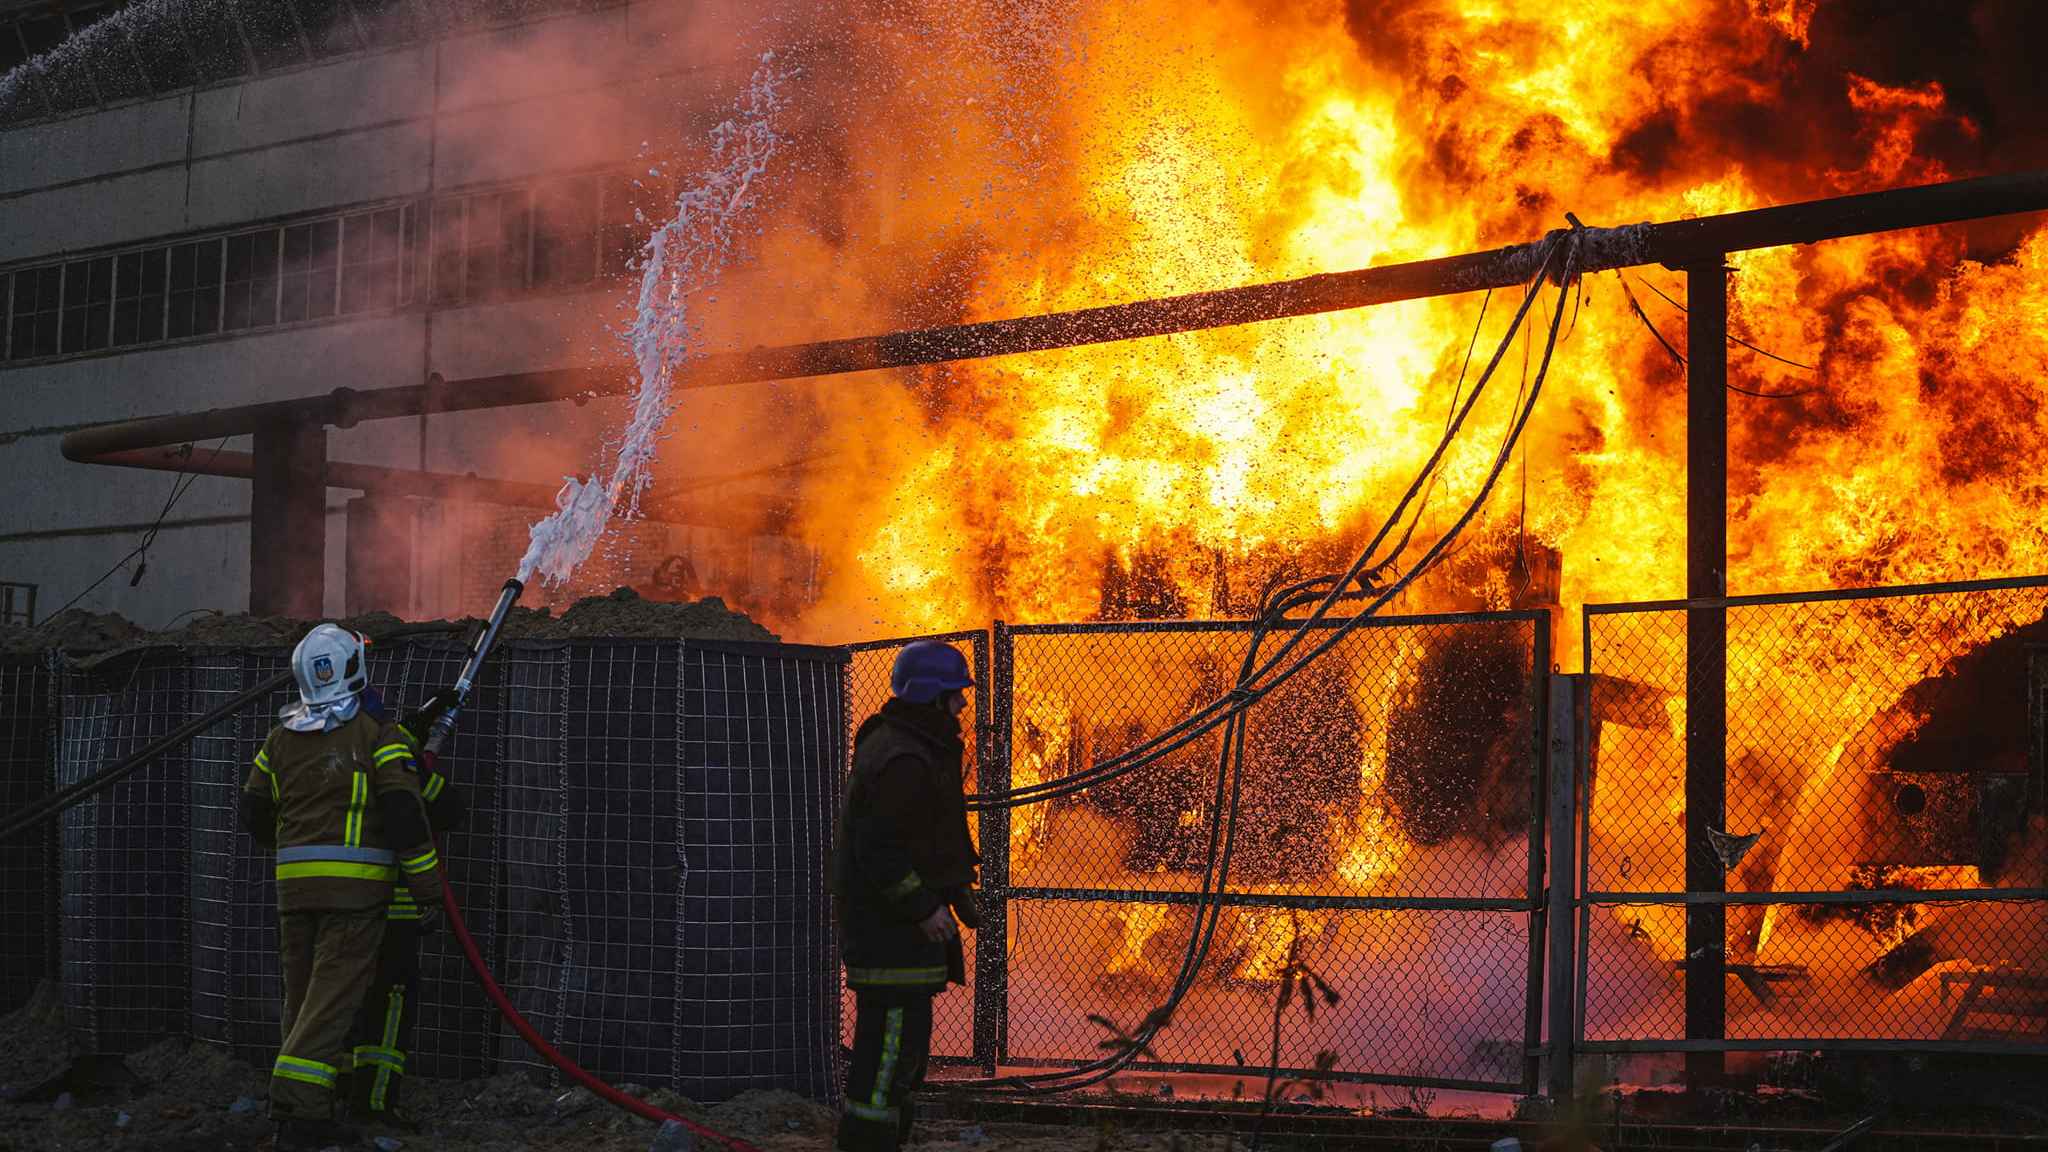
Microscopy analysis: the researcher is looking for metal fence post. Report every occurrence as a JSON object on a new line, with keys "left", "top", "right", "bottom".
{"left": 972, "top": 623, "right": 1013, "bottom": 1076}
{"left": 1522, "top": 615, "right": 1552, "bottom": 1095}
{"left": 1546, "top": 672, "right": 1584, "bottom": 1101}
{"left": 1684, "top": 257, "right": 1730, "bottom": 1085}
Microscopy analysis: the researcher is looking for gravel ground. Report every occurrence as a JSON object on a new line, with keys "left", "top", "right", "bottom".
{"left": 0, "top": 987, "right": 1234, "bottom": 1152}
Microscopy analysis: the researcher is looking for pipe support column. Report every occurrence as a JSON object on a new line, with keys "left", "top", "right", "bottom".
{"left": 1683, "top": 259, "right": 1729, "bottom": 1087}
{"left": 250, "top": 422, "right": 328, "bottom": 619}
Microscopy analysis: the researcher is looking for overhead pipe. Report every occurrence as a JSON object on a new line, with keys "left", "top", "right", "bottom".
{"left": 60, "top": 170, "right": 2048, "bottom": 468}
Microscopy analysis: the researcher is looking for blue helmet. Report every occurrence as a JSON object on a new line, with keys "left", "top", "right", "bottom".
{"left": 891, "top": 640, "right": 975, "bottom": 705}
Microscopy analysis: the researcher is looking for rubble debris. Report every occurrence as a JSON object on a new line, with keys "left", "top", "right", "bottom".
{"left": 649, "top": 1117, "right": 696, "bottom": 1151}
{"left": 0, "top": 982, "right": 80, "bottom": 1102}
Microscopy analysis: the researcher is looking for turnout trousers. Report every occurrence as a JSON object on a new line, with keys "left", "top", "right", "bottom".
{"left": 348, "top": 919, "right": 421, "bottom": 1117}
{"left": 836, "top": 988, "right": 934, "bottom": 1152}
{"left": 273, "top": 907, "right": 385, "bottom": 1121}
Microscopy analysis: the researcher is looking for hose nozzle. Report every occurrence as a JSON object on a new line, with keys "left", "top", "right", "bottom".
{"left": 426, "top": 577, "right": 525, "bottom": 755}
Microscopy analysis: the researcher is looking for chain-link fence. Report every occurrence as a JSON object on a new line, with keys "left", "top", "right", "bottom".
{"left": 16, "top": 634, "right": 844, "bottom": 1101}
{"left": 994, "top": 612, "right": 1549, "bottom": 1092}
{"left": 1580, "top": 575, "right": 2048, "bottom": 1053}
{"left": 843, "top": 632, "right": 992, "bottom": 1073}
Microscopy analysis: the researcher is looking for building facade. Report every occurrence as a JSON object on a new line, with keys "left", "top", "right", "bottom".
{"left": 0, "top": 0, "right": 813, "bottom": 628}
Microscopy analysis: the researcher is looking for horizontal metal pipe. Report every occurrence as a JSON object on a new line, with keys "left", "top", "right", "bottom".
{"left": 1584, "top": 887, "right": 2048, "bottom": 906}
{"left": 1005, "top": 885, "right": 1535, "bottom": 912}
{"left": 91, "top": 446, "right": 566, "bottom": 508}
{"left": 91, "top": 444, "right": 801, "bottom": 534}
{"left": 1577, "top": 1039, "right": 2048, "bottom": 1056}
{"left": 59, "top": 169, "right": 2048, "bottom": 465}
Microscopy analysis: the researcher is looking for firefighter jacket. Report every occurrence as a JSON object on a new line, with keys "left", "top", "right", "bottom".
{"left": 240, "top": 711, "right": 444, "bottom": 914}
{"left": 831, "top": 698, "right": 980, "bottom": 992}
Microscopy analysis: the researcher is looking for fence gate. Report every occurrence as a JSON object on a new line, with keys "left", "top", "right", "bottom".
{"left": 850, "top": 612, "right": 1551, "bottom": 1093}
{"left": 1578, "top": 575, "right": 2048, "bottom": 1064}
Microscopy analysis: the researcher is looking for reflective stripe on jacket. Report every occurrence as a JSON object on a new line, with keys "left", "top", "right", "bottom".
{"left": 243, "top": 712, "right": 435, "bottom": 912}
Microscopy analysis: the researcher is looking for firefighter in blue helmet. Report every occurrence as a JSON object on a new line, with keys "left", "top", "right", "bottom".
{"left": 832, "top": 640, "right": 981, "bottom": 1152}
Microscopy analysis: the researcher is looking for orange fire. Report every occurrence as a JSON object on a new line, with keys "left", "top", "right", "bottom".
{"left": 676, "top": 2, "right": 2047, "bottom": 1009}
{"left": 733, "top": 1, "right": 2046, "bottom": 650}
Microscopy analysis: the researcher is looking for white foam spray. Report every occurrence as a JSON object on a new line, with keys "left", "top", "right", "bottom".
{"left": 517, "top": 56, "right": 790, "bottom": 586}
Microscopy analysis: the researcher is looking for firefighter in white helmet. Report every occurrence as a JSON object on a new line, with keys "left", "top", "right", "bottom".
{"left": 238, "top": 624, "right": 444, "bottom": 1151}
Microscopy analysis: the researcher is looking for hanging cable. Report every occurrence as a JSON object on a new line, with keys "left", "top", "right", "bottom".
{"left": 1620, "top": 272, "right": 1824, "bottom": 398}
{"left": 965, "top": 234, "right": 1574, "bottom": 814}
{"left": 956, "top": 229, "right": 1583, "bottom": 1095}
{"left": 1634, "top": 272, "right": 1820, "bottom": 373}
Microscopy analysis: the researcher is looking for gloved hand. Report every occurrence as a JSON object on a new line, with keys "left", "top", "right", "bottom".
{"left": 413, "top": 902, "right": 443, "bottom": 934}
{"left": 400, "top": 689, "right": 457, "bottom": 744}
{"left": 917, "top": 905, "right": 959, "bottom": 942}
{"left": 949, "top": 888, "right": 983, "bottom": 932}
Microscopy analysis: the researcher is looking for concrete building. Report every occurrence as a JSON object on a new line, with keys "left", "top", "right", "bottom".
{"left": 0, "top": 0, "right": 815, "bottom": 628}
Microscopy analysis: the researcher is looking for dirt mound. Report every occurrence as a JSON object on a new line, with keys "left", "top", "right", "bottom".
{"left": 0, "top": 610, "right": 145, "bottom": 655}
{"left": 0, "top": 588, "right": 775, "bottom": 656}
{"left": 0, "top": 982, "right": 80, "bottom": 1100}
{"left": 498, "top": 587, "right": 779, "bottom": 643}
{"left": 708, "top": 1088, "right": 835, "bottom": 1138}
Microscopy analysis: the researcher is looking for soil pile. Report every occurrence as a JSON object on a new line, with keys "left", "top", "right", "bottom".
{"left": 498, "top": 587, "right": 779, "bottom": 643}
{"left": 0, "top": 589, "right": 774, "bottom": 656}
{"left": 0, "top": 609, "right": 145, "bottom": 654}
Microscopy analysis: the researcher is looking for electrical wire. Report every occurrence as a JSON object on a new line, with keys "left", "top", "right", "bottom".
{"left": 45, "top": 438, "right": 232, "bottom": 621}
{"left": 1634, "top": 273, "right": 1820, "bottom": 373}
{"left": 1619, "top": 272, "right": 1824, "bottom": 399}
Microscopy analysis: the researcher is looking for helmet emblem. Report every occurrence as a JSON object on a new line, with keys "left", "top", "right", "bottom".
{"left": 312, "top": 655, "right": 335, "bottom": 684}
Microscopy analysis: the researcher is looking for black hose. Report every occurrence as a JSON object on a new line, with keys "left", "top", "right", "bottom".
{"left": 0, "top": 623, "right": 470, "bottom": 843}
{"left": 0, "top": 668, "right": 291, "bottom": 843}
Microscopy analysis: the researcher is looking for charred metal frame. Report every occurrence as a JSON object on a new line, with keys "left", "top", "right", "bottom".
{"left": 1580, "top": 573, "right": 2048, "bottom": 1060}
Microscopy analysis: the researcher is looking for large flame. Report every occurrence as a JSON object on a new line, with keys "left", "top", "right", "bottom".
{"left": 668, "top": 0, "right": 2047, "bottom": 1038}
{"left": 722, "top": 0, "right": 2047, "bottom": 645}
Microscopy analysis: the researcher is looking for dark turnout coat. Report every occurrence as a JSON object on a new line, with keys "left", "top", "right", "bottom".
{"left": 831, "top": 698, "right": 979, "bottom": 992}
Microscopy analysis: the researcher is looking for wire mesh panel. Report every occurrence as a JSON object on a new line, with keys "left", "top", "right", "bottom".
{"left": 1581, "top": 576, "right": 2048, "bottom": 1051}
{"left": 187, "top": 647, "right": 295, "bottom": 1060}
{"left": 28, "top": 630, "right": 848, "bottom": 1100}
{"left": 676, "top": 640, "right": 845, "bottom": 1100}
{"left": 0, "top": 653, "right": 56, "bottom": 1012}
{"left": 842, "top": 632, "right": 990, "bottom": 1071}
{"left": 495, "top": 643, "right": 571, "bottom": 1077}
{"left": 554, "top": 640, "right": 681, "bottom": 1084}
{"left": 999, "top": 612, "right": 1547, "bottom": 1092}
{"left": 56, "top": 649, "right": 194, "bottom": 1052}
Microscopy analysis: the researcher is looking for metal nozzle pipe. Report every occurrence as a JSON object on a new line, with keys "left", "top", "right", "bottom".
{"left": 426, "top": 577, "right": 526, "bottom": 754}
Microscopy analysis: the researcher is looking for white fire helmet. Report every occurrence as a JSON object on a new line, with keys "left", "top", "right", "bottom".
{"left": 291, "top": 624, "right": 369, "bottom": 709}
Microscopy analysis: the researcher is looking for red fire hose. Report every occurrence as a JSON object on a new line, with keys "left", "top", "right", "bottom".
{"left": 423, "top": 578, "right": 765, "bottom": 1150}
{"left": 438, "top": 865, "right": 766, "bottom": 1152}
